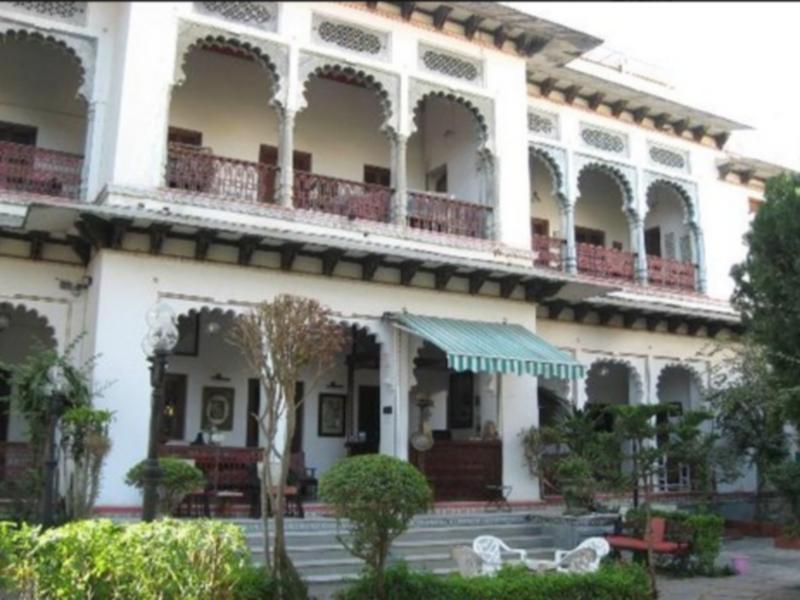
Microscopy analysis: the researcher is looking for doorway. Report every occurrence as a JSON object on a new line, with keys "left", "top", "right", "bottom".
{"left": 357, "top": 385, "right": 380, "bottom": 454}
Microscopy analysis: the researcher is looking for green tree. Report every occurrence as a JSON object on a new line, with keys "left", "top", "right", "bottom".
{"left": 705, "top": 342, "right": 789, "bottom": 519}
{"left": 320, "top": 455, "right": 432, "bottom": 600}
{"left": 732, "top": 172, "right": 800, "bottom": 428}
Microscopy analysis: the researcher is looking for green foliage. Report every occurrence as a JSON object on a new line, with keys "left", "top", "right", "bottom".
{"left": 732, "top": 172, "right": 800, "bottom": 428}
{"left": 0, "top": 518, "right": 265, "bottom": 599}
{"left": 320, "top": 455, "right": 432, "bottom": 599}
{"left": 705, "top": 342, "right": 789, "bottom": 518}
{"left": 337, "top": 562, "right": 651, "bottom": 600}
{"left": 768, "top": 461, "right": 800, "bottom": 526}
{"left": 625, "top": 508, "right": 725, "bottom": 575}
{"left": 554, "top": 456, "right": 596, "bottom": 515}
{"left": 60, "top": 406, "right": 114, "bottom": 520}
{"left": 125, "top": 458, "right": 206, "bottom": 516}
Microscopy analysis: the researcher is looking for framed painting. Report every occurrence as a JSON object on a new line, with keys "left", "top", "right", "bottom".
{"left": 318, "top": 393, "right": 345, "bottom": 437}
{"left": 201, "top": 386, "right": 234, "bottom": 432}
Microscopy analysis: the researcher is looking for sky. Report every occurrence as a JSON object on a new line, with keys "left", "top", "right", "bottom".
{"left": 515, "top": 2, "right": 800, "bottom": 169}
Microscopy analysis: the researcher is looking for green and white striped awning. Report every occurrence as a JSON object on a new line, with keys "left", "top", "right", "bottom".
{"left": 387, "top": 313, "right": 585, "bottom": 380}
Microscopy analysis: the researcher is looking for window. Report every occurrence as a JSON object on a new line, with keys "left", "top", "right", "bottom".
{"left": 575, "top": 226, "right": 605, "bottom": 247}
{"left": 168, "top": 127, "right": 202, "bottom": 147}
{"left": 679, "top": 235, "right": 692, "bottom": 263}
{"left": 364, "top": 165, "right": 391, "bottom": 187}
{"left": 258, "top": 145, "right": 312, "bottom": 172}
{"left": 665, "top": 232, "right": 677, "bottom": 260}
{"left": 749, "top": 197, "right": 763, "bottom": 214}
{"left": 427, "top": 164, "right": 448, "bottom": 193}
{"left": 531, "top": 218, "right": 549, "bottom": 237}
{"left": 0, "top": 121, "right": 37, "bottom": 146}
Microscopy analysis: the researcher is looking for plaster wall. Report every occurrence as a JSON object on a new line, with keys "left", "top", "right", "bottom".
{"left": 575, "top": 169, "right": 631, "bottom": 250}
{"left": 530, "top": 156, "right": 563, "bottom": 236}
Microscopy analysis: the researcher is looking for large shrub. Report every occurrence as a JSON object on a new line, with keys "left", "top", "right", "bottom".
{"left": 0, "top": 518, "right": 269, "bottom": 599}
{"left": 125, "top": 457, "right": 206, "bottom": 516}
{"left": 554, "top": 456, "right": 596, "bottom": 515}
{"left": 337, "top": 562, "right": 650, "bottom": 600}
{"left": 320, "top": 455, "right": 432, "bottom": 600}
{"left": 768, "top": 461, "right": 800, "bottom": 535}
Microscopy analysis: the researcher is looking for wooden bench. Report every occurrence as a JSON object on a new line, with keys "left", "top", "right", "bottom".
{"left": 606, "top": 517, "right": 690, "bottom": 557}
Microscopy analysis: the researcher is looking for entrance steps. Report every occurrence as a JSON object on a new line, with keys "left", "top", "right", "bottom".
{"left": 235, "top": 512, "right": 556, "bottom": 598}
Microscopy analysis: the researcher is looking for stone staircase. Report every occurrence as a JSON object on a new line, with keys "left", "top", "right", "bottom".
{"left": 236, "top": 512, "right": 557, "bottom": 598}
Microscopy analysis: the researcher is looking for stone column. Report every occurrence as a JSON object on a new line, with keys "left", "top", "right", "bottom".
{"left": 500, "top": 373, "right": 540, "bottom": 501}
{"left": 562, "top": 202, "right": 577, "bottom": 274}
{"left": 80, "top": 99, "right": 106, "bottom": 202}
{"left": 633, "top": 216, "right": 648, "bottom": 285}
{"left": 391, "top": 133, "right": 408, "bottom": 225}
{"left": 277, "top": 108, "right": 296, "bottom": 207}
{"left": 694, "top": 228, "right": 708, "bottom": 293}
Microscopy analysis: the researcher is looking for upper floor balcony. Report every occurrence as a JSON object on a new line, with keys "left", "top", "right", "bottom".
{"left": 162, "top": 42, "right": 494, "bottom": 240}
{"left": 0, "top": 30, "right": 88, "bottom": 202}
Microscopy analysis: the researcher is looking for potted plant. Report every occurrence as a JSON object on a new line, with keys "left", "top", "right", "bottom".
{"left": 768, "top": 461, "right": 800, "bottom": 550}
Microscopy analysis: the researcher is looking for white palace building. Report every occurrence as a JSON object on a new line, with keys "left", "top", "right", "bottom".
{"left": 0, "top": 1, "right": 786, "bottom": 513}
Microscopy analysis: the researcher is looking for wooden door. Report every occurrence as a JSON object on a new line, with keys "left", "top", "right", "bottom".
{"left": 160, "top": 373, "right": 187, "bottom": 442}
{"left": 645, "top": 227, "right": 662, "bottom": 257}
{"left": 246, "top": 379, "right": 261, "bottom": 448}
{"left": 357, "top": 386, "right": 380, "bottom": 453}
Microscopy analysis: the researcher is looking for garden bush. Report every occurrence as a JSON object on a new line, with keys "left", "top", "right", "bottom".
{"left": 125, "top": 457, "right": 206, "bottom": 516}
{"left": 0, "top": 518, "right": 272, "bottom": 599}
{"left": 337, "top": 562, "right": 651, "bottom": 600}
{"left": 625, "top": 508, "right": 725, "bottom": 575}
{"left": 768, "top": 461, "right": 800, "bottom": 536}
{"left": 320, "top": 454, "right": 432, "bottom": 600}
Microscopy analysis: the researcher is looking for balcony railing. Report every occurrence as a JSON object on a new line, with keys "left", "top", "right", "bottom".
{"left": 533, "top": 235, "right": 564, "bottom": 269}
{"left": 166, "top": 143, "right": 277, "bottom": 203}
{"left": 407, "top": 191, "right": 492, "bottom": 239}
{"left": 293, "top": 171, "right": 391, "bottom": 223}
{"left": 576, "top": 243, "right": 636, "bottom": 281}
{"left": 648, "top": 255, "right": 696, "bottom": 292}
{"left": 0, "top": 141, "right": 82, "bottom": 200}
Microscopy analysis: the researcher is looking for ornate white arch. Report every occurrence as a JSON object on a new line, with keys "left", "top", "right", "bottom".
{"left": 0, "top": 301, "right": 58, "bottom": 352}
{"left": 173, "top": 19, "right": 289, "bottom": 106}
{"left": 297, "top": 51, "right": 400, "bottom": 134}
{"left": 574, "top": 153, "right": 638, "bottom": 220}
{"left": 0, "top": 19, "right": 96, "bottom": 102}
{"left": 656, "top": 362, "right": 706, "bottom": 396}
{"left": 408, "top": 78, "right": 495, "bottom": 153}
{"left": 642, "top": 172, "right": 700, "bottom": 226}
{"left": 584, "top": 357, "right": 645, "bottom": 406}
{"left": 530, "top": 142, "right": 568, "bottom": 206}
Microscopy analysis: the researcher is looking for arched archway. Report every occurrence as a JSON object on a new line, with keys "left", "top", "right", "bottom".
{"left": 406, "top": 89, "right": 494, "bottom": 239}
{"left": 530, "top": 147, "right": 568, "bottom": 269}
{"left": 644, "top": 179, "right": 703, "bottom": 291}
{"left": 574, "top": 163, "right": 638, "bottom": 282}
{"left": 0, "top": 28, "right": 89, "bottom": 200}
{"left": 0, "top": 302, "right": 58, "bottom": 445}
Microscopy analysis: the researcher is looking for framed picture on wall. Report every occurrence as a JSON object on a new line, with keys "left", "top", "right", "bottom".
{"left": 201, "top": 386, "right": 234, "bottom": 432}
{"left": 318, "top": 393, "right": 345, "bottom": 437}
{"left": 173, "top": 313, "right": 199, "bottom": 356}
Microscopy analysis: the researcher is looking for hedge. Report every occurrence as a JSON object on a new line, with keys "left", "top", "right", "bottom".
{"left": 337, "top": 563, "right": 651, "bottom": 600}
{"left": 0, "top": 519, "right": 273, "bottom": 599}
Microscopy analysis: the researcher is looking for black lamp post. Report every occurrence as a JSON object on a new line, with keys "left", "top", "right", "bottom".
{"left": 141, "top": 302, "right": 179, "bottom": 522}
{"left": 41, "top": 364, "right": 68, "bottom": 527}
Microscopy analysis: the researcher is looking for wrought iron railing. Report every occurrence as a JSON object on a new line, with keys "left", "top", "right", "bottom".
{"left": 576, "top": 243, "right": 636, "bottom": 281}
{"left": 166, "top": 143, "right": 278, "bottom": 203}
{"left": 0, "top": 441, "right": 34, "bottom": 484}
{"left": 647, "top": 255, "right": 696, "bottom": 292}
{"left": 533, "top": 235, "right": 564, "bottom": 269}
{"left": 407, "top": 191, "right": 492, "bottom": 239}
{"left": 293, "top": 171, "right": 392, "bottom": 223}
{"left": 0, "top": 141, "right": 82, "bottom": 199}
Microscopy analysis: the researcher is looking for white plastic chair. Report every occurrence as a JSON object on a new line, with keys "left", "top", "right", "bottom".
{"left": 554, "top": 537, "right": 610, "bottom": 573}
{"left": 472, "top": 535, "right": 528, "bottom": 575}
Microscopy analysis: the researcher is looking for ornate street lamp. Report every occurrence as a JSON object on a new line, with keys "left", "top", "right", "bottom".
{"left": 141, "top": 302, "right": 179, "bottom": 522}
{"left": 41, "top": 364, "right": 68, "bottom": 527}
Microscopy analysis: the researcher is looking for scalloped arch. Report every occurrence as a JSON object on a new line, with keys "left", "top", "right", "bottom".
{"left": 576, "top": 159, "right": 637, "bottom": 219}
{"left": 656, "top": 362, "right": 706, "bottom": 398}
{"left": 584, "top": 357, "right": 645, "bottom": 405}
{"left": 530, "top": 144, "right": 568, "bottom": 206}
{"left": 644, "top": 176, "right": 699, "bottom": 227}
{"left": 174, "top": 21, "right": 288, "bottom": 106}
{"left": 297, "top": 58, "right": 398, "bottom": 134}
{"left": 0, "top": 23, "right": 95, "bottom": 102}
{"left": 0, "top": 301, "right": 58, "bottom": 350}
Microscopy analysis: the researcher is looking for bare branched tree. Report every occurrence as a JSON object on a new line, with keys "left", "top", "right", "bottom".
{"left": 230, "top": 295, "right": 346, "bottom": 596}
